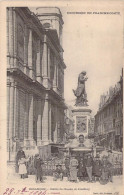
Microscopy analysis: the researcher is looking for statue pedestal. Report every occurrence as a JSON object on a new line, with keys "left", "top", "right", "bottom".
{"left": 72, "top": 106, "right": 92, "bottom": 138}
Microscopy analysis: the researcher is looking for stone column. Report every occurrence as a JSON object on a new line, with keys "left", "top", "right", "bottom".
{"left": 24, "top": 24, "right": 28, "bottom": 74}
{"left": 36, "top": 40, "right": 41, "bottom": 83}
{"left": 42, "top": 97, "right": 49, "bottom": 144}
{"left": 24, "top": 93, "right": 29, "bottom": 142}
{"left": 37, "top": 99, "right": 42, "bottom": 146}
{"left": 57, "top": 108, "right": 61, "bottom": 143}
{"left": 54, "top": 106, "right": 58, "bottom": 143}
{"left": 48, "top": 47, "right": 51, "bottom": 79}
{"left": 28, "top": 93, "right": 34, "bottom": 146}
{"left": 7, "top": 82, "right": 10, "bottom": 140}
{"left": 11, "top": 85, "right": 20, "bottom": 154}
{"left": 7, "top": 8, "right": 10, "bottom": 68}
{"left": 56, "top": 63, "right": 59, "bottom": 88}
{"left": 13, "top": 85, "right": 19, "bottom": 152}
{"left": 8, "top": 7, "right": 14, "bottom": 67}
{"left": 13, "top": 9, "right": 17, "bottom": 67}
{"left": 53, "top": 57, "right": 57, "bottom": 88}
{"left": 62, "top": 72, "right": 64, "bottom": 98}
{"left": 28, "top": 29, "right": 33, "bottom": 79}
{"left": 42, "top": 42, "right": 48, "bottom": 77}
{"left": 49, "top": 101, "right": 52, "bottom": 142}
{"left": 61, "top": 109, "right": 64, "bottom": 142}
{"left": 8, "top": 82, "right": 14, "bottom": 161}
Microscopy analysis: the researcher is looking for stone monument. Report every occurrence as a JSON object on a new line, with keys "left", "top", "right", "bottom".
{"left": 72, "top": 71, "right": 92, "bottom": 138}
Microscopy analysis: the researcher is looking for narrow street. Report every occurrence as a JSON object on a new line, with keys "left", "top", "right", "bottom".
{"left": 7, "top": 173, "right": 123, "bottom": 194}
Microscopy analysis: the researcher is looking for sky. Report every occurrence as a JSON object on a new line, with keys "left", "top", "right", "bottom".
{"left": 60, "top": 6, "right": 123, "bottom": 115}
{"left": 30, "top": 5, "right": 123, "bottom": 115}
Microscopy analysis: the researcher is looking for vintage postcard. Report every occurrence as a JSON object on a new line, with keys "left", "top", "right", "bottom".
{"left": 0, "top": 0, "right": 123, "bottom": 195}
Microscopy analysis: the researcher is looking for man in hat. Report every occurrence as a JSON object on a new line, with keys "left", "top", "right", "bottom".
{"left": 85, "top": 153, "right": 93, "bottom": 182}
{"left": 92, "top": 154, "right": 102, "bottom": 182}
{"left": 65, "top": 156, "right": 70, "bottom": 180}
{"left": 77, "top": 156, "right": 86, "bottom": 181}
{"left": 53, "top": 165, "right": 63, "bottom": 181}
{"left": 100, "top": 155, "right": 112, "bottom": 184}
{"left": 34, "top": 154, "right": 44, "bottom": 183}
{"left": 107, "top": 150, "right": 114, "bottom": 182}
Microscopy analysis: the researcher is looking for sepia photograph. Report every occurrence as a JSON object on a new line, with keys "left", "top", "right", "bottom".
{"left": 0, "top": 1, "right": 123, "bottom": 195}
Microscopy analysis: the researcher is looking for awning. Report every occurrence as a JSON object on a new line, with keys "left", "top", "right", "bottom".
{"left": 71, "top": 147, "right": 92, "bottom": 152}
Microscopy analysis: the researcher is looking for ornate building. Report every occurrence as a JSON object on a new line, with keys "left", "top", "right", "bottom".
{"left": 94, "top": 69, "right": 123, "bottom": 151}
{"left": 7, "top": 7, "right": 66, "bottom": 161}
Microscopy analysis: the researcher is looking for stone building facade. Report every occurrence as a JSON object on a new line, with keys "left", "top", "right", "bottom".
{"left": 94, "top": 70, "right": 123, "bottom": 151}
{"left": 7, "top": 7, "right": 66, "bottom": 161}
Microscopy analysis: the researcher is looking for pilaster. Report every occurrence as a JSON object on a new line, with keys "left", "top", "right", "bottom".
{"left": 48, "top": 101, "right": 52, "bottom": 142}
{"left": 8, "top": 8, "right": 14, "bottom": 67}
{"left": 13, "top": 9, "right": 18, "bottom": 67}
{"left": 42, "top": 42, "right": 48, "bottom": 77}
{"left": 54, "top": 106, "right": 58, "bottom": 143}
{"left": 42, "top": 95, "right": 51, "bottom": 144}
{"left": 24, "top": 93, "right": 29, "bottom": 140}
{"left": 37, "top": 99, "right": 42, "bottom": 146}
{"left": 53, "top": 56, "right": 57, "bottom": 88}
{"left": 28, "top": 28, "right": 34, "bottom": 79}
{"left": 13, "top": 85, "right": 19, "bottom": 146}
{"left": 8, "top": 81, "right": 15, "bottom": 161}
{"left": 28, "top": 93, "right": 34, "bottom": 146}
{"left": 36, "top": 40, "right": 42, "bottom": 84}
{"left": 48, "top": 47, "right": 51, "bottom": 79}
{"left": 24, "top": 24, "right": 29, "bottom": 75}
{"left": 7, "top": 82, "right": 10, "bottom": 139}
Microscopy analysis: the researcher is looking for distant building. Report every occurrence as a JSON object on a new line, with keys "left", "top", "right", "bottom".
{"left": 94, "top": 69, "right": 123, "bottom": 151}
{"left": 88, "top": 117, "right": 95, "bottom": 139}
{"left": 7, "top": 7, "right": 66, "bottom": 162}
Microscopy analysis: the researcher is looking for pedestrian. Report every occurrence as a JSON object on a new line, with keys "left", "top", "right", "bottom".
{"left": 16, "top": 147, "right": 26, "bottom": 173}
{"left": 85, "top": 153, "right": 93, "bottom": 182}
{"left": 18, "top": 155, "right": 29, "bottom": 179}
{"left": 100, "top": 155, "right": 112, "bottom": 185}
{"left": 69, "top": 154, "right": 78, "bottom": 182}
{"left": 92, "top": 154, "right": 102, "bottom": 182}
{"left": 64, "top": 156, "right": 70, "bottom": 181}
{"left": 77, "top": 157, "right": 86, "bottom": 181}
{"left": 107, "top": 150, "right": 113, "bottom": 182}
{"left": 34, "top": 154, "right": 44, "bottom": 183}
{"left": 53, "top": 165, "right": 63, "bottom": 181}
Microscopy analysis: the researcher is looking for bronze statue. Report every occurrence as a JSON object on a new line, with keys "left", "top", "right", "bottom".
{"left": 73, "top": 71, "right": 88, "bottom": 106}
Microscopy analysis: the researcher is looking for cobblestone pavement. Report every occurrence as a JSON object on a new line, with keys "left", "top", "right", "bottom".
{"left": 6, "top": 173, "right": 123, "bottom": 195}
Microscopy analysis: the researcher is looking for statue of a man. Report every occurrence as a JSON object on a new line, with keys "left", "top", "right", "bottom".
{"left": 73, "top": 71, "right": 88, "bottom": 106}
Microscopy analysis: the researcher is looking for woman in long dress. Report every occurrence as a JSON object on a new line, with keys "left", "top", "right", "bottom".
{"left": 18, "top": 156, "right": 29, "bottom": 179}
{"left": 69, "top": 156, "right": 78, "bottom": 182}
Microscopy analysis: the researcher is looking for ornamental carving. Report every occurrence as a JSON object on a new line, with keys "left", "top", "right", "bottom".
{"left": 76, "top": 116, "right": 87, "bottom": 133}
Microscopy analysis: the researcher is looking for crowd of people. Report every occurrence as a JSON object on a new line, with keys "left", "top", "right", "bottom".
{"left": 64, "top": 152, "right": 114, "bottom": 184}
{"left": 16, "top": 147, "right": 123, "bottom": 185}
